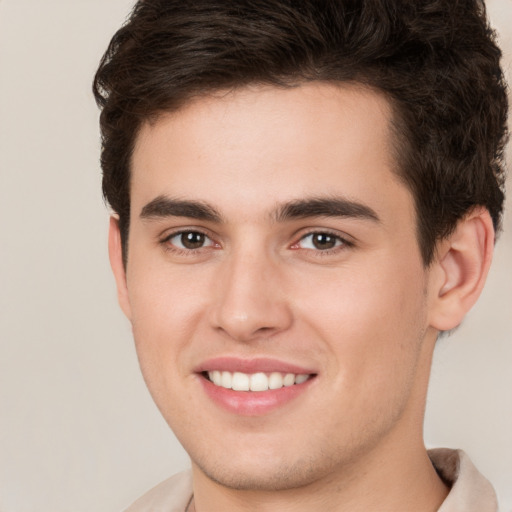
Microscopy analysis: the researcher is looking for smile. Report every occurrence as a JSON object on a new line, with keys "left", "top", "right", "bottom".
{"left": 197, "top": 358, "right": 317, "bottom": 415}
{"left": 206, "top": 371, "right": 311, "bottom": 392}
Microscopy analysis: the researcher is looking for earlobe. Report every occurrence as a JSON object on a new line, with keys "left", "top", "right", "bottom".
{"left": 428, "top": 208, "right": 494, "bottom": 331}
{"left": 108, "top": 216, "right": 132, "bottom": 320}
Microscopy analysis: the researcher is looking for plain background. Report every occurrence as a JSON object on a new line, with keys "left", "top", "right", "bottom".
{"left": 0, "top": 1, "right": 510, "bottom": 511}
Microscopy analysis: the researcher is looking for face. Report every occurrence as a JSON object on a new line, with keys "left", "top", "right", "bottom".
{"left": 114, "top": 83, "right": 440, "bottom": 491}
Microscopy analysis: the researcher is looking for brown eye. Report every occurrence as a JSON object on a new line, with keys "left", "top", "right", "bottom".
{"left": 297, "top": 232, "right": 345, "bottom": 251}
{"left": 311, "top": 233, "right": 337, "bottom": 250}
{"left": 166, "top": 231, "right": 214, "bottom": 250}
{"left": 181, "top": 232, "right": 205, "bottom": 249}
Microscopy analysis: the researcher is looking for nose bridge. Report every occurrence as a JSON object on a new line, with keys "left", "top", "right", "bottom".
{"left": 211, "top": 242, "right": 292, "bottom": 341}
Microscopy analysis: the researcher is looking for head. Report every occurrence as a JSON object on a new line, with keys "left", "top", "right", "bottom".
{"left": 94, "top": 0, "right": 507, "bottom": 268}
{"left": 93, "top": 0, "right": 507, "bottom": 500}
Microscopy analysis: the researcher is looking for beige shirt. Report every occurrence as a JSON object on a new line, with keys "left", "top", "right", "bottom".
{"left": 124, "top": 449, "right": 498, "bottom": 512}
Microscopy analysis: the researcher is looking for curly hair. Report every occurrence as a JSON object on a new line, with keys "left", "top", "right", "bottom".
{"left": 93, "top": 0, "right": 508, "bottom": 265}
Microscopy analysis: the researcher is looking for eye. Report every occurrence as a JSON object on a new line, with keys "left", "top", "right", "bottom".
{"left": 165, "top": 230, "right": 215, "bottom": 250}
{"left": 296, "top": 232, "right": 346, "bottom": 251}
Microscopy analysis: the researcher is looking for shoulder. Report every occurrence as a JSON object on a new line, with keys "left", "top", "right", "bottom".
{"left": 123, "top": 469, "right": 193, "bottom": 512}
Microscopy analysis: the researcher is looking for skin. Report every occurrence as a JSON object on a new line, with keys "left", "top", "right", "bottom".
{"left": 109, "top": 83, "right": 494, "bottom": 511}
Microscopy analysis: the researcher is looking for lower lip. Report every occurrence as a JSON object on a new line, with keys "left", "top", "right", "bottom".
{"left": 199, "top": 375, "right": 315, "bottom": 416}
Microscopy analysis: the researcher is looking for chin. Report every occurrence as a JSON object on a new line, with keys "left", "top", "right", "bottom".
{"left": 192, "top": 450, "right": 338, "bottom": 492}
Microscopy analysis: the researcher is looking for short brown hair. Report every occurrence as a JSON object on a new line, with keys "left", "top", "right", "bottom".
{"left": 93, "top": 0, "right": 508, "bottom": 265}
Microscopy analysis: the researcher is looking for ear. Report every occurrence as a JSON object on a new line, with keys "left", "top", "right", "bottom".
{"left": 108, "top": 216, "right": 132, "bottom": 321}
{"left": 428, "top": 208, "right": 494, "bottom": 331}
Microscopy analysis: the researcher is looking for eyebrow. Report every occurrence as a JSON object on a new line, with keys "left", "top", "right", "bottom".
{"left": 139, "top": 195, "right": 380, "bottom": 224}
{"left": 140, "top": 196, "right": 223, "bottom": 223}
{"left": 273, "top": 197, "right": 380, "bottom": 223}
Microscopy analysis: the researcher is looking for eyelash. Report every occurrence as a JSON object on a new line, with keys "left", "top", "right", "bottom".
{"left": 159, "top": 229, "right": 354, "bottom": 257}
{"left": 160, "top": 229, "right": 218, "bottom": 256}
{"left": 292, "top": 230, "right": 354, "bottom": 255}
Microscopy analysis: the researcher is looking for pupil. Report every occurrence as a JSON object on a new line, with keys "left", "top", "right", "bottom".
{"left": 182, "top": 232, "right": 205, "bottom": 249}
{"left": 313, "top": 233, "right": 336, "bottom": 250}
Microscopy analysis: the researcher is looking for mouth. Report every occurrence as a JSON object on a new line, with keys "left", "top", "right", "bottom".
{"left": 196, "top": 357, "right": 317, "bottom": 415}
{"left": 203, "top": 370, "right": 312, "bottom": 392}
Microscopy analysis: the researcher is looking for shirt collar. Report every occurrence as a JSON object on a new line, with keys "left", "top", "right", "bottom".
{"left": 429, "top": 448, "right": 498, "bottom": 512}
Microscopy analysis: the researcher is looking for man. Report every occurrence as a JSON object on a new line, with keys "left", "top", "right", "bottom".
{"left": 93, "top": 1, "right": 507, "bottom": 510}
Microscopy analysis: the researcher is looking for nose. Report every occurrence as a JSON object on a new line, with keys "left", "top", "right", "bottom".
{"left": 209, "top": 249, "right": 293, "bottom": 342}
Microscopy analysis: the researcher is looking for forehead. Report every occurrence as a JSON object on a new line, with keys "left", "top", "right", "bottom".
{"left": 131, "top": 83, "right": 411, "bottom": 224}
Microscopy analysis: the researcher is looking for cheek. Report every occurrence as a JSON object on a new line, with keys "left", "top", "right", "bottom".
{"left": 126, "top": 261, "right": 211, "bottom": 391}
{"left": 295, "top": 258, "right": 428, "bottom": 389}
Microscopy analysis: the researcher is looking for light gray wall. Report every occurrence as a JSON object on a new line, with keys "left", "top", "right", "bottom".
{"left": 0, "top": 1, "right": 510, "bottom": 510}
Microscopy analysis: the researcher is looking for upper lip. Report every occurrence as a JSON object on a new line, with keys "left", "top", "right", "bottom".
{"left": 195, "top": 357, "right": 316, "bottom": 375}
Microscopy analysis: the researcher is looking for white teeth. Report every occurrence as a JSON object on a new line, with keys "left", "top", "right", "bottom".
{"left": 283, "top": 373, "right": 295, "bottom": 387}
{"left": 212, "top": 370, "right": 222, "bottom": 386}
{"left": 221, "top": 371, "right": 232, "bottom": 388}
{"left": 249, "top": 372, "right": 268, "bottom": 392}
{"left": 268, "top": 372, "right": 283, "bottom": 389}
{"left": 295, "top": 374, "right": 309, "bottom": 385}
{"left": 232, "top": 372, "right": 250, "bottom": 391}
{"left": 207, "top": 370, "right": 311, "bottom": 392}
